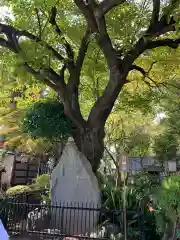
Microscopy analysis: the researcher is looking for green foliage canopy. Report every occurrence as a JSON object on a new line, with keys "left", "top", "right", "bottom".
{"left": 22, "top": 100, "right": 72, "bottom": 140}
{"left": 154, "top": 131, "right": 179, "bottom": 163}
{"left": 6, "top": 185, "right": 32, "bottom": 196}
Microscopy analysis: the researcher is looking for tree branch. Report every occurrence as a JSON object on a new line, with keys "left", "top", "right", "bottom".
{"left": 74, "top": 0, "right": 98, "bottom": 31}
{"left": 65, "top": 31, "right": 90, "bottom": 124}
{"left": 75, "top": 0, "right": 127, "bottom": 125}
{"left": 66, "top": 30, "right": 90, "bottom": 111}
{"left": 23, "top": 63, "right": 60, "bottom": 92}
{"left": 45, "top": 67, "right": 66, "bottom": 88}
{"left": 130, "top": 64, "right": 153, "bottom": 89}
{"left": 74, "top": 0, "right": 117, "bottom": 68}
{"left": 147, "top": 0, "right": 160, "bottom": 32}
{"left": 130, "top": 62, "right": 163, "bottom": 92}
{"left": 35, "top": 8, "right": 42, "bottom": 39}
{"left": 130, "top": 61, "right": 157, "bottom": 75}
{"left": 24, "top": 62, "right": 68, "bottom": 101}
{"left": 0, "top": 38, "right": 17, "bottom": 53}
{"left": 130, "top": 64, "right": 146, "bottom": 76}
{"left": 0, "top": 23, "right": 64, "bottom": 61}
{"left": 146, "top": 0, "right": 176, "bottom": 37}
{"left": 49, "top": 6, "right": 74, "bottom": 61}
{"left": 147, "top": 16, "right": 176, "bottom": 37}
{"left": 49, "top": 6, "right": 62, "bottom": 35}
{"left": 0, "top": 23, "right": 68, "bottom": 99}
{"left": 104, "top": 145, "right": 119, "bottom": 169}
{"left": 160, "top": 82, "right": 180, "bottom": 91}
{"left": 146, "top": 38, "right": 180, "bottom": 50}
{"left": 0, "top": 11, "right": 87, "bottom": 129}
{"left": 126, "top": 0, "right": 178, "bottom": 65}
{"left": 100, "top": 0, "right": 126, "bottom": 15}
{"left": 75, "top": 30, "right": 90, "bottom": 79}
{"left": 126, "top": 36, "right": 180, "bottom": 67}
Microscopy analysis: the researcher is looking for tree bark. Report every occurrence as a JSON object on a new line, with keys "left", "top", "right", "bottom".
{"left": 88, "top": 66, "right": 127, "bottom": 127}
{"left": 72, "top": 124, "right": 105, "bottom": 173}
{"left": 65, "top": 68, "right": 126, "bottom": 173}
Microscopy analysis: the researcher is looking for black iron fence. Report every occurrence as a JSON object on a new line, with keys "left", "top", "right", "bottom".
{"left": 0, "top": 198, "right": 146, "bottom": 240}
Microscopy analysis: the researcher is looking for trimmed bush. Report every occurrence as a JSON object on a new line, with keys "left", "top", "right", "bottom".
{"left": 31, "top": 174, "right": 50, "bottom": 190}
{"left": 21, "top": 100, "right": 72, "bottom": 140}
{"left": 6, "top": 185, "right": 32, "bottom": 196}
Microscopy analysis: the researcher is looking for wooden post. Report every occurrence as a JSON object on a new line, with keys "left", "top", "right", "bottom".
{"left": 119, "top": 153, "right": 128, "bottom": 240}
{"left": 26, "top": 160, "right": 30, "bottom": 184}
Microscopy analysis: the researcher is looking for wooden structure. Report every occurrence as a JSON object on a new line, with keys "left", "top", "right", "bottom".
{"left": 0, "top": 151, "right": 49, "bottom": 190}
{"left": 0, "top": 165, "right": 6, "bottom": 188}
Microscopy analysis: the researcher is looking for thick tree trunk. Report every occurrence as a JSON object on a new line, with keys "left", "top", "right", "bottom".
{"left": 72, "top": 125, "right": 105, "bottom": 173}
{"left": 65, "top": 69, "right": 127, "bottom": 173}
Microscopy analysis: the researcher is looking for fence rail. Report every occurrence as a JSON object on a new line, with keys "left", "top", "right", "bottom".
{"left": 1, "top": 198, "right": 145, "bottom": 240}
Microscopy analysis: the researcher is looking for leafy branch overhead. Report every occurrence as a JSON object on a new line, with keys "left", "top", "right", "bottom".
{"left": 0, "top": 0, "right": 179, "bottom": 123}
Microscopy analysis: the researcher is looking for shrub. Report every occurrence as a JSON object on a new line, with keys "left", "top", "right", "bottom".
{"left": 6, "top": 185, "right": 32, "bottom": 196}
{"left": 32, "top": 174, "right": 50, "bottom": 190}
{"left": 151, "top": 175, "right": 180, "bottom": 239}
{"left": 30, "top": 174, "right": 51, "bottom": 203}
{"left": 154, "top": 175, "right": 180, "bottom": 214}
{"left": 21, "top": 100, "right": 72, "bottom": 140}
{"left": 100, "top": 171, "right": 160, "bottom": 240}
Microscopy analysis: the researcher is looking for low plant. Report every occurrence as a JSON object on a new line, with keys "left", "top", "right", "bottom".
{"left": 152, "top": 175, "right": 180, "bottom": 240}
{"left": 31, "top": 174, "right": 51, "bottom": 203}
{"left": 6, "top": 185, "right": 32, "bottom": 196}
{"left": 6, "top": 174, "right": 51, "bottom": 204}
{"left": 100, "top": 170, "right": 161, "bottom": 240}
{"left": 31, "top": 174, "right": 50, "bottom": 190}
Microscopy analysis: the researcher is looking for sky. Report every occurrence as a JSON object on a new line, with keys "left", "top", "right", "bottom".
{"left": 153, "top": 112, "right": 166, "bottom": 124}
{"left": 0, "top": 6, "right": 13, "bottom": 22}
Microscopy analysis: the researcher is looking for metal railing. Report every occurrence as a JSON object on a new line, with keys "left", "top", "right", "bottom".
{"left": 0, "top": 198, "right": 146, "bottom": 240}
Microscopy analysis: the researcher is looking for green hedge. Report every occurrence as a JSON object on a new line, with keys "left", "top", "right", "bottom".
{"left": 6, "top": 185, "right": 32, "bottom": 196}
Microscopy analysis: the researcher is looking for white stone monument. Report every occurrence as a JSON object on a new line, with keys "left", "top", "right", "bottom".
{"left": 50, "top": 137, "right": 101, "bottom": 235}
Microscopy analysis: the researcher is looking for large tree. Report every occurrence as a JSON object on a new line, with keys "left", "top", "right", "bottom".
{"left": 0, "top": 0, "right": 180, "bottom": 172}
